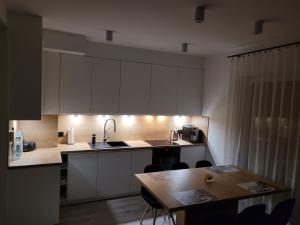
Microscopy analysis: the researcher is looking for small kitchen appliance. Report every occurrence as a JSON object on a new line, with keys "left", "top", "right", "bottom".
{"left": 170, "top": 129, "right": 179, "bottom": 141}
{"left": 182, "top": 125, "right": 204, "bottom": 143}
{"left": 23, "top": 141, "right": 36, "bottom": 152}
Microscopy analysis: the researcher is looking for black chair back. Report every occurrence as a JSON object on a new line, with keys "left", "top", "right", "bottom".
{"left": 196, "top": 160, "right": 212, "bottom": 168}
{"left": 172, "top": 162, "right": 189, "bottom": 170}
{"left": 269, "top": 199, "right": 296, "bottom": 225}
{"left": 144, "top": 164, "right": 163, "bottom": 173}
{"left": 141, "top": 164, "right": 164, "bottom": 209}
{"left": 236, "top": 204, "right": 267, "bottom": 225}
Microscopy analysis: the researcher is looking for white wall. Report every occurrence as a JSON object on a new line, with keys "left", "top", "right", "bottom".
{"left": 43, "top": 29, "right": 86, "bottom": 55}
{"left": 202, "top": 55, "right": 230, "bottom": 165}
{"left": 43, "top": 30, "right": 204, "bottom": 69}
{"left": 86, "top": 41, "right": 204, "bottom": 69}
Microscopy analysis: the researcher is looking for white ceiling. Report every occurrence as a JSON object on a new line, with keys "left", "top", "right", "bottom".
{"left": 6, "top": 0, "right": 300, "bottom": 56}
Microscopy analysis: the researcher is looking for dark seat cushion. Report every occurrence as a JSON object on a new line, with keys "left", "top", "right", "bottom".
{"left": 172, "top": 162, "right": 189, "bottom": 170}
{"left": 196, "top": 160, "right": 212, "bottom": 168}
{"left": 236, "top": 204, "right": 269, "bottom": 225}
{"left": 141, "top": 187, "right": 163, "bottom": 209}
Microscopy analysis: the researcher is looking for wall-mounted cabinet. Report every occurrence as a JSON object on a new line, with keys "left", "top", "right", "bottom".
{"left": 120, "top": 62, "right": 151, "bottom": 114}
{"left": 60, "top": 54, "right": 92, "bottom": 113}
{"left": 42, "top": 51, "right": 60, "bottom": 115}
{"left": 178, "top": 68, "right": 203, "bottom": 115}
{"left": 91, "top": 58, "right": 120, "bottom": 114}
{"left": 8, "top": 13, "right": 42, "bottom": 120}
{"left": 150, "top": 65, "right": 179, "bottom": 115}
{"left": 42, "top": 53, "right": 203, "bottom": 115}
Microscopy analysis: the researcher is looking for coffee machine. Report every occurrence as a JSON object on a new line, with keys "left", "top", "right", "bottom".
{"left": 182, "top": 125, "right": 204, "bottom": 143}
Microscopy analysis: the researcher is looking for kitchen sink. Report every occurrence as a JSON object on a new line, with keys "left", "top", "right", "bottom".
{"left": 106, "top": 141, "right": 129, "bottom": 147}
{"left": 89, "top": 141, "right": 129, "bottom": 150}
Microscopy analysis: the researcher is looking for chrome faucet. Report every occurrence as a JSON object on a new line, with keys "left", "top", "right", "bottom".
{"left": 103, "top": 118, "right": 117, "bottom": 142}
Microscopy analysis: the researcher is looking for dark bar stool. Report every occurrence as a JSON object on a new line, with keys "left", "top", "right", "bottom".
{"left": 195, "top": 160, "right": 212, "bottom": 168}
{"left": 236, "top": 204, "right": 267, "bottom": 225}
{"left": 140, "top": 164, "right": 176, "bottom": 225}
{"left": 172, "top": 162, "right": 189, "bottom": 170}
{"left": 267, "top": 199, "right": 296, "bottom": 225}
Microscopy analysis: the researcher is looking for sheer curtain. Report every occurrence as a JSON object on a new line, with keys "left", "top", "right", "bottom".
{"left": 224, "top": 44, "right": 300, "bottom": 221}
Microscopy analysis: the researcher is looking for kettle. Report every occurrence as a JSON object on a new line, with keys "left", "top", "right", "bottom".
{"left": 170, "top": 129, "right": 179, "bottom": 141}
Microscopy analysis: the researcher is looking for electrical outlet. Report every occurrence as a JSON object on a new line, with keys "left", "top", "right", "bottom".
{"left": 58, "top": 131, "right": 64, "bottom": 137}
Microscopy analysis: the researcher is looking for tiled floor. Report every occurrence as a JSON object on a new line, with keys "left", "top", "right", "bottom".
{"left": 60, "top": 196, "right": 175, "bottom": 225}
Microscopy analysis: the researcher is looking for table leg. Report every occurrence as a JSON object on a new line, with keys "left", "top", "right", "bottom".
{"left": 175, "top": 200, "right": 238, "bottom": 225}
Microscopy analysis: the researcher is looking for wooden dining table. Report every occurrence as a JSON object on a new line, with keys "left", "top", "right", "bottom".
{"left": 135, "top": 166, "right": 290, "bottom": 225}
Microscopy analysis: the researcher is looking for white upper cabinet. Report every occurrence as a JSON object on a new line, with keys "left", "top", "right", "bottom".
{"left": 60, "top": 54, "right": 92, "bottom": 113}
{"left": 177, "top": 68, "right": 203, "bottom": 115}
{"left": 91, "top": 58, "right": 121, "bottom": 114}
{"left": 120, "top": 62, "right": 151, "bottom": 114}
{"left": 8, "top": 13, "right": 42, "bottom": 120}
{"left": 42, "top": 51, "right": 60, "bottom": 115}
{"left": 41, "top": 53, "right": 203, "bottom": 115}
{"left": 150, "top": 65, "right": 179, "bottom": 115}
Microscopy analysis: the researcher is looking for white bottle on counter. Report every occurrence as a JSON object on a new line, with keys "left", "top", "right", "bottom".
{"left": 68, "top": 128, "right": 75, "bottom": 145}
{"left": 12, "top": 131, "right": 23, "bottom": 160}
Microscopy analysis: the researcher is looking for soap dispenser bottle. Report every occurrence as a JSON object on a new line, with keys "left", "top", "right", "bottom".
{"left": 12, "top": 131, "right": 23, "bottom": 160}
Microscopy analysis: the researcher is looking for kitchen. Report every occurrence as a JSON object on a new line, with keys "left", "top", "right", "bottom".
{"left": 1, "top": 1, "right": 300, "bottom": 225}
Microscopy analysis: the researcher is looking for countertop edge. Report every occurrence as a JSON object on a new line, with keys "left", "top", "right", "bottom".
{"left": 8, "top": 141, "right": 207, "bottom": 169}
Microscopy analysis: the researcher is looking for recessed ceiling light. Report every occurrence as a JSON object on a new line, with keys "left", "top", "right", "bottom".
{"left": 182, "top": 43, "right": 188, "bottom": 52}
{"left": 254, "top": 20, "right": 264, "bottom": 35}
{"left": 195, "top": 6, "right": 205, "bottom": 23}
{"left": 106, "top": 30, "right": 113, "bottom": 41}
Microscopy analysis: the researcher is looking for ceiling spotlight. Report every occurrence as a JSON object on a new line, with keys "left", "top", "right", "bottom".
{"left": 182, "top": 43, "right": 189, "bottom": 53}
{"left": 195, "top": 6, "right": 205, "bottom": 23}
{"left": 106, "top": 30, "right": 113, "bottom": 41}
{"left": 254, "top": 20, "right": 264, "bottom": 35}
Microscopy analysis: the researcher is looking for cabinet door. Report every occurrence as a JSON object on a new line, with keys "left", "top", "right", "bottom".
{"left": 8, "top": 13, "right": 42, "bottom": 120}
{"left": 150, "top": 65, "right": 179, "bottom": 114}
{"left": 91, "top": 58, "right": 120, "bottom": 114}
{"left": 7, "top": 166, "right": 60, "bottom": 225}
{"left": 98, "top": 151, "right": 131, "bottom": 197}
{"left": 120, "top": 62, "right": 151, "bottom": 114}
{"left": 178, "top": 68, "right": 203, "bottom": 115}
{"left": 68, "top": 153, "right": 97, "bottom": 201}
{"left": 180, "top": 146, "right": 206, "bottom": 168}
{"left": 60, "top": 54, "right": 92, "bottom": 113}
{"left": 42, "top": 51, "right": 60, "bottom": 115}
{"left": 130, "top": 150, "right": 152, "bottom": 193}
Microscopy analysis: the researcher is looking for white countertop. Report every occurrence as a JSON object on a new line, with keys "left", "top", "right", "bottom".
{"left": 8, "top": 140, "right": 205, "bottom": 168}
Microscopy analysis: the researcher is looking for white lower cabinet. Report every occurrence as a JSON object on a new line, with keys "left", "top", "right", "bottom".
{"left": 130, "top": 150, "right": 152, "bottom": 193}
{"left": 97, "top": 151, "right": 132, "bottom": 197}
{"left": 68, "top": 153, "right": 98, "bottom": 201}
{"left": 67, "top": 147, "right": 206, "bottom": 201}
{"left": 7, "top": 166, "right": 60, "bottom": 225}
{"left": 180, "top": 146, "right": 206, "bottom": 168}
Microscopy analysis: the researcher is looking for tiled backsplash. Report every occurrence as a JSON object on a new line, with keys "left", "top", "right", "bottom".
{"left": 16, "top": 115, "right": 209, "bottom": 147}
